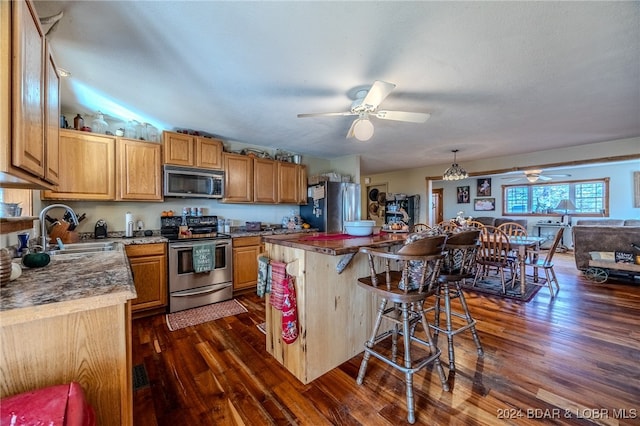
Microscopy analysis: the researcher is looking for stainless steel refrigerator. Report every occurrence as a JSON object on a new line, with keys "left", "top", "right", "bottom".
{"left": 300, "top": 181, "right": 361, "bottom": 232}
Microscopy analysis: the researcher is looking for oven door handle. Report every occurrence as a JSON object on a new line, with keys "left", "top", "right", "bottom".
{"left": 170, "top": 242, "right": 230, "bottom": 250}
{"left": 172, "top": 284, "right": 230, "bottom": 297}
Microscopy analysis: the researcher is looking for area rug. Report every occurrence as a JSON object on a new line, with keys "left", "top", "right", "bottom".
{"left": 461, "top": 274, "right": 545, "bottom": 302}
{"left": 166, "top": 299, "right": 248, "bottom": 331}
{"left": 257, "top": 322, "right": 267, "bottom": 335}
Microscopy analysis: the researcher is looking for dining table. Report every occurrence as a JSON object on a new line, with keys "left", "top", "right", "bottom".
{"left": 505, "top": 235, "right": 548, "bottom": 295}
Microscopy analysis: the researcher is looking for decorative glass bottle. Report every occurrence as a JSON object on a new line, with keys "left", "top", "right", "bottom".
{"left": 91, "top": 111, "right": 108, "bottom": 134}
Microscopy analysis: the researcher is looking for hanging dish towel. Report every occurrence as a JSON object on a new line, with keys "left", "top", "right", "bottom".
{"left": 257, "top": 256, "right": 271, "bottom": 297}
{"left": 269, "top": 261, "right": 287, "bottom": 310}
{"left": 281, "top": 276, "right": 299, "bottom": 344}
{"left": 192, "top": 243, "right": 216, "bottom": 273}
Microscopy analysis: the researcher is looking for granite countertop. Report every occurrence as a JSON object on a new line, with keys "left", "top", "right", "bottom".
{"left": 0, "top": 244, "right": 137, "bottom": 326}
{"left": 262, "top": 232, "right": 408, "bottom": 256}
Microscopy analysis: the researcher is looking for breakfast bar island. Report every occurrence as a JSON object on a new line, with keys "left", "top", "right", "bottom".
{"left": 261, "top": 232, "right": 407, "bottom": 384}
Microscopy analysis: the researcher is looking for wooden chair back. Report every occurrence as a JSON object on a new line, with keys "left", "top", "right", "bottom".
{"left": 358, "top": 235, "right": 446, "bottom": 298}
{"left": 477, "top": 228, "right": 511, "bottom": 266}
{"left": 440, "top": 230, "right": 481, "bottom": 278}
{"left": 497, "top": 222, "right": 528, "bottom": 237}
{"left": 412, "top": 223, "right": 431, "bottom": 232}
{"left": 437, "top": 221, "right": 458, "bottom": 232}
{"left": 544, "top": 227, "right": 565, "bottom": 265}
{"left": 465, "top": 220, "right": 486, "bottom": 229}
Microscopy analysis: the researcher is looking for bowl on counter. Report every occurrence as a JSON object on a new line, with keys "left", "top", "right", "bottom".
{"left": 344, "top": 220, "right": 375, "bottom": 236}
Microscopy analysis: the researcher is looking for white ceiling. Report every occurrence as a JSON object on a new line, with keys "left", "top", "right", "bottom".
{"left": 33, "top": 1, "right": 640, "bottom": 175}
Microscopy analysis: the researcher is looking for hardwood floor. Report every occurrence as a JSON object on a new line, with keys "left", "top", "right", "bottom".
{"left": 132, "top": 253, "right": 640, "bottom": 425}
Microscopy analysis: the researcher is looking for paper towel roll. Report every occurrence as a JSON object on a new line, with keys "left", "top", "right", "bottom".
{"left": 125, "top": 212, "right": 134, "bottom": 237}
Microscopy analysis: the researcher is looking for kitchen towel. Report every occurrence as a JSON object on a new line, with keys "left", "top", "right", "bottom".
{"left": 257, "top": 256, "right": 271, "bottom": 297}
{"left": 192, "top": 243, "right": 215, "bottom": 273}
{"left": 269, "top": 261, "right": 287, "bottom": 310}
{"left": 281, "top": 276, "right": 298, "bottom": 344}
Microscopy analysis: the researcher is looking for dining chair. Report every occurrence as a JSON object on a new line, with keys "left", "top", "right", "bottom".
{"left": 411, "top": 223, "right": 431, "bottom": 232}
{"left": 464, "top": 220, "right": 486, "bottom": 229}
{"left": 474, "top": 227, "right": 514, "bottom": 293}
{"left": 356, "top": 234, "right": 449, "bottom": 424}
{"left": 497, "top": 222, "right": 528, "bottom": 237}
{"left": 437, "top": 220, "right": 458, "bottom": 233}
{"left": 525, "top": 227, "right": 564, "bottom": 297}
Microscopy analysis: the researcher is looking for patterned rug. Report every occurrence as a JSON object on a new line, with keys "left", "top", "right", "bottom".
{"left": 166, "top": 299, "right": 248, "bottom": 331}
{"left": 257, "top": 322, "right": 267, "bottom": 334}
{"left": 461, "top": 274, "right": 545, "bottom": 302}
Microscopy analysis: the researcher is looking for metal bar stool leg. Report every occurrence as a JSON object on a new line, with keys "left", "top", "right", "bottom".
{"left": 357, "top": 298, "right": 387, "bottom": 385}
{"left": 401, "top": 304, "right": 416, "bottom": 424}
{"left": 455, "top": 281, "right": 483, "bottom": 356}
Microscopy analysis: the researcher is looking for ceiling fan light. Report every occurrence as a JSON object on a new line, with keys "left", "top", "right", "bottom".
{"left": 442, "top": 149, "right": 469, "bottom": 181}
{"left": 353, "top": 118, "right": 374, "bottom": 141}
{"left": 526, "top": 175, "right": 539, "bottom": 183}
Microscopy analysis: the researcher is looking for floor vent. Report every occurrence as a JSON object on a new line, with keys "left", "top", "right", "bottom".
{"left": 132, "top": 364, "right": 150, "bottom": 391}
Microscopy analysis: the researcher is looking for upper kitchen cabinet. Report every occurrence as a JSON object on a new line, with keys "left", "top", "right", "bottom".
{"left": 278, "top": 162, "right": 307, "bottom": 204}
{"left": 253, "top": 157, "right": 278, "bottom": 204}
{"left": 116, "top": 138, "right": 162, "bottom": 201}
{"left": 43, "top": 130, "right": 163, "bottom": 201}
{"left": 44, "top": 41, "right": 60, "bottom": 185}
{"left": 43, "top": 130, "right": 116, "bottom": 200}
{"left": 223, "top": 152, "right": 253, "bottom": 203}
{"left": 163, "top": 131, "right": 223, "bottom": 170}
{"left": 0, "top": 0, "right": 56, "bottom": 189}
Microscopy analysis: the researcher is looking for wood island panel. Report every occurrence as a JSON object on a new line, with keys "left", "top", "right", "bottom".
{"left": 264, "top": 232, "right": 404, "bottom": 384}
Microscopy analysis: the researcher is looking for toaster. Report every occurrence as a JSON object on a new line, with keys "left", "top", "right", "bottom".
{"left": 94, "top": 219, "right": 108, "bottom": 239}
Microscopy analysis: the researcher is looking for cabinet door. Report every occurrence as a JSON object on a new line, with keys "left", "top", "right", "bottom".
{"left": 223, "top": 153, "right": 253, "bottom": 202}
{"left": 233, "top": 236, "right": 262, "bottom": 292}
{"left": 11, "top": 0, "right": 45, "bottom": 178}
{"left": 277, "top": 162, "right": 300, "bottom": 204}
{"left": 297, "top": 165, "right": 308, "bottom": 204}
{"left": 42, "top": 130, "right": 115, "bottom": 200}
{"left": 195, "top": 137, "right": 223, "bottom": 169}
{"left": 116, "top": 138, "right": 162, "bottom": 201}
{"left": 163, "top": 131, "right": 194, "bottom": 166}
{"left": 253, "top": 158, "right": 278, "bottom": 203}
{"left": 126, "top": 244, "right": 167, "bottom": 314}
{"left": 44, "top": 42, "right": 60, "bottom": 185}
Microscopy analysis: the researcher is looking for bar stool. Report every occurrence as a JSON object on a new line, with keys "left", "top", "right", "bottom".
{"left": 426, "top": 230, "right": 484, "bottom": 375}
{"left": 356, "top": 234, "right": 449, "bottom": 424}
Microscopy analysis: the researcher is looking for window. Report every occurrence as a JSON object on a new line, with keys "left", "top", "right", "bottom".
{"left": 503, "top": 178, "right": 608, "bottom": 216}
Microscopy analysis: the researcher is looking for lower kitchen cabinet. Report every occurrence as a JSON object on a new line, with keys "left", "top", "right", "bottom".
{"left": 125, "top": 243, "right": 167, "bottom": 318}
{"left": 232, "top": 236, "right": 263, "bottom": 293}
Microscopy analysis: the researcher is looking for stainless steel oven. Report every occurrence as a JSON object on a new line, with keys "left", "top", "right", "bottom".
{"left": 162, "top": 215, "right": 233, "bottom": 313}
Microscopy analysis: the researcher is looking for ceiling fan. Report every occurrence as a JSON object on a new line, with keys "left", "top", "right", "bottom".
{"left": 502, "top": 169, "right": 571, "bottom": 183}
{"left": 297, "top": 80, "right": 430, "bottom": 141}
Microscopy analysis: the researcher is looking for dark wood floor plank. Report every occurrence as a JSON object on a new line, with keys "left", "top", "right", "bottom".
{"left": 133, "top": 253, "right": 640, "bottom": 425}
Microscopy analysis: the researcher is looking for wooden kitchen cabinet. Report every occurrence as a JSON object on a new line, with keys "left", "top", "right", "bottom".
{"left": 116, "top": 137, "right": 162, "bottom": 201}
{"left": 253, "top": 157, "right": 278, "bottom": 203}
{"left": 126, "top": 243, "right": 167, "bottom": 318}
{"left": 278, "top": 162, "right": 307, "bottom": 204}
{"left": 0, "top": 0, "right": 57, "bottom": 189}
{"left": 223, "top": 152, "right": 254, "bottom": 203}
{"left": 232, "top": 236, "right": 263, "bottom": 293}
{"left": 42, "top": 130, "right": 116, "bottom": 200}
{"left": 162, "top": 130, "right": 223, "bottom": 169}
{"left": 44, "top": 41, "right": 60, "bottom": 185}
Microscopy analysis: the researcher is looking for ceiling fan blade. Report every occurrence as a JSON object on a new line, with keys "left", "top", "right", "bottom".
{"left": 501, "top": 177, "right": 525, "bottom": 182}
{"left": 538, "top": 175, "right": 553, "bottom": 181}
{"left": 297, "top": 112, "right": 356, "bottom": 118}
{"left": 375, "top": 110, "right": 431, "bottom": 123}
{"left": 360, "top": 80, "right": 396, "bottom": 109}
{"left": 546, "top": 173, "right": 571, "bottom": 178}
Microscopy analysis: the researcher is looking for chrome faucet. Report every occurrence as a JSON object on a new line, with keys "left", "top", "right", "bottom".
{"left": 39, "top": 204, "right": 79, "bottom": 252}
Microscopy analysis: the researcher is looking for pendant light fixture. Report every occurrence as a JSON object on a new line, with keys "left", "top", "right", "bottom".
{"left": 353, "top": 117, "right": 374, "bottom": 141}
{"left": 443, "top": 149, "right": 469, "bottom": 181}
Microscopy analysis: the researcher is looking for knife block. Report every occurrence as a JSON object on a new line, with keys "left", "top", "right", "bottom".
{"left": 49, "top": 224, "right": 80, "bottom": 244}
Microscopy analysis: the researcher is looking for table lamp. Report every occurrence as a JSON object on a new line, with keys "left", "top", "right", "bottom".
{"left": 555, "top": 199, "right": 576, "bottom": 224}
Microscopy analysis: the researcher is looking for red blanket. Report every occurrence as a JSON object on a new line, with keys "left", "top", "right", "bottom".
{"left": 300, "top": 233, "right": 363, "bottom": 241}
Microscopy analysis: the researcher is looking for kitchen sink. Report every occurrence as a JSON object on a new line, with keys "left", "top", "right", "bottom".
{"left": 48, "top": 241, "right": 117, "bottom": 256}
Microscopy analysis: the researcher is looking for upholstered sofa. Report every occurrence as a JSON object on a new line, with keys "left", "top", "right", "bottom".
{"left": 472, "top": 216, "right": 528, "bottom": 229}
{"left": 572, "top": 219, "right": 640, "bottom": 270}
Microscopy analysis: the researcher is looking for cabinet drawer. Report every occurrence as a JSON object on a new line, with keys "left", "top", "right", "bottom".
{"left": 233, "top": 236, "right": 262, "bottom": 247}
{"left": 125, "top": 243, "right": 166, "bottom": 257}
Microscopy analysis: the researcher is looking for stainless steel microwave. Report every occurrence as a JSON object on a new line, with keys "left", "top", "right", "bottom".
{"left": 163, "top": 165, "right": 224, "bottom": 199}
